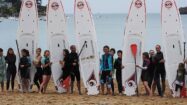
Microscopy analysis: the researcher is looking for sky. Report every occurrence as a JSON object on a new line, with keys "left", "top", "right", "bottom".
{"left": 42, "top": 0, "right": 187, "bottom": 14}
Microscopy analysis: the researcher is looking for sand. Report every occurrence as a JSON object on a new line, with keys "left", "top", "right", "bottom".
{"left": 0, "top": 80, "right": 187, "bottom": 105}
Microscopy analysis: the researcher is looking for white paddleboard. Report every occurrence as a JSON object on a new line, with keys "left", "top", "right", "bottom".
{"left": 161, "top": 0, "right": 185, "bottom": 97}
{"left": 75, "top": 0, "right": 100, "bottom": 95}
{"left": 16, "top": 0, "right": 38, "bottom": 90}
{"left": 122, "top": 0, "right": 146, "bottom": 96}
{"left": 47, "top": 0, "right": 69, "bottom": 93}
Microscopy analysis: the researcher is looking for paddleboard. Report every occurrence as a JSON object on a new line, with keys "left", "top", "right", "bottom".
{"left": 161, "top": 0, "right": 185, "bottom": 97}
{"left": 75, "top": 0, "right": 100, "bottom": 95}
{"left": 122, "top": 0, "right": 146, "bottom": 96}
{"left": 16, "top": 0, "right": 38, "bottom": 90}
{"left": 47, "top": 0, "right": 69, "bottom": 93}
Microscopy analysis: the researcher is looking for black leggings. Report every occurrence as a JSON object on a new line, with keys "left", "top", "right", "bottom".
{"left": 116, "top": 71, "right": 123, "bottom": 93}
{"left": 34, "top": 68, "right": 43, "bottom": 89}
{"left": 6, "top": 70, "right": 16, "bottom": 90}
{"left": 175, "top": 84, "right": 183, "bottom": 91}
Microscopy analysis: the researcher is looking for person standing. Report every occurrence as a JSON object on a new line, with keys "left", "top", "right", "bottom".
{"left": 69, "top": 45, "right": 82, "bottom": 95}
{"left": 40, "top": 50, "right": 52, "bottom": 93}
{"left": 152, "top": 45, "right": 166, "bottom": 97}
{"left": 0, "top": 48, "right": 6, "bottom": 92}
{"left": 110, "top": 48, "right": 116, "bottom": 96}
{"left": 5, "top": 48, "right": 17, "bottom": 91}
{"left": 136, "top": 52, "right": 152, "bottom": 96}
{"left": 114, "top": 50, "right": 124, "bottom": 95}
{"left": 19, "top": 49, "right": 31, "bottom": 93}
{"left": 60, "top": 49, "right": 71, "bottom": 92}
{"left": 33, "top": 48, "right": 43, "bottom": 92}
{"left": 148, "top": 50, "right": 155, "bottom": 88}
{"left": 100, "top": 45, "right": 113, "bottom": 95}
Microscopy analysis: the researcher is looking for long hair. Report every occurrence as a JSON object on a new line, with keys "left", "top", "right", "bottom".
{"left": 44, "top": 50, "right": 50, "bottom": 57}
{"left": 143, "top": 52, "right": 149, "bottom": 59}
{"left": 6, "top": 48, "right": 15, "bottom": 56}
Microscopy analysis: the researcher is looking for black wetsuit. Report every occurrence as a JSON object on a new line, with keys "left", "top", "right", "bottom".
{"left": 5, "top": 55, "right": 17, "bottom": 90}
{"left": 61, "top": 56, "right": 71, "bottom": 80}
{"left": 141, "top": 59, "right": 150, "bottom": 82}
{"left": 148, "top": 56, "right": 155, "bottom": 88}
{"left": 69, "top": 52, "right": 80, "bottom": 82}
{"left": 114, "top": 57, "right": 123, "bottom": 93}
{"left": 42, "top": 57, "right": 52, "bottom": 76}
{"left": 154, "top": 51, "right": 166, "bottom": 96}
{"left": 19, "top": 56, "right": 31, "bottom": 79}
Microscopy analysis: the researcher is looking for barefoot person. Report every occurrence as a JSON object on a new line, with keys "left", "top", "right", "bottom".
{"left": 0, "top": 48, "right": 6, "bottom": 92}
{"left": 69, "top": 45, "right": 82, "bottom": 95}
{"left": 33, "top": 48, "right": 43, "bottom": 92}
{"left": 152, "top": 45, "right": 166, "bottom": 97}
{"left": 136, "top": 52, "right": 152, "bottom": 96}
{"left": 110, "top": 48, "right": 116, "bottom": 96}
{"left": 60, "top": 49, "right": 71, "bottom": 92}
{"left": 40, "top": 50, "right": 52, "bottom": 93}
{"left": 100, "top": 45, "right": 113, "bottom": 95}
{"left": 5, "top": 48, "right": 17, "bottom": 91}
{"left": 114, "top": 50, "right": 124, "bottom": 95}
{"left": 19, "top": 49, "right": 31, "bottom": 93}
{"left": 174, "top": 63, "right": 185, "bottom": 97}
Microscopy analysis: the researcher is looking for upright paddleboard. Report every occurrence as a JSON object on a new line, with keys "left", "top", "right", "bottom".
{"left": 16, "top": 0, "right": 38, "bottom": 90}
{"left": 161, "top": 0, "right": 185, "bottom": 97}
{"left": 75, "top": 0, "right": 100, "bottom": 95}
{"left": 47, "top": 0, "right": 69, "bottom": 93}
{"left": 122, "top": 0, "right": 146, "bottom": 96}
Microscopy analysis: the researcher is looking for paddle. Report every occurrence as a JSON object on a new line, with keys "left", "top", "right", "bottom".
{"left": 130, "top": 44, "right": 139, "bottom": 96}
{"left": 78, "top": 41, "right": 87, "bottom": 57}
{"left": 181, "top": 42, "right": 187, "bottom": 97}
{"left": 15, "top": 40, "right": 22, "bottom": 90}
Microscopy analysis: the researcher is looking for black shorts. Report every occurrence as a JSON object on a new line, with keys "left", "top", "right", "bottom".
{"left": 71, "top": 70, "right": 80, "bottom": 82}
{"left": 100, "top": 70, "right": 111, "bottom": 84}
{"left": 141, "top": 71, "right": 148, "bottom": 81}
{"left": 43, "top": 68, "right": 52, "bottom": 76}
{"left": 20, "top": 69, "right": 30, "bottom": 79}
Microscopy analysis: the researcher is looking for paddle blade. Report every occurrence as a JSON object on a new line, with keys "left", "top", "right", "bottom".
{"left": 131, "top": 44, "right": 137, "bottom": 57}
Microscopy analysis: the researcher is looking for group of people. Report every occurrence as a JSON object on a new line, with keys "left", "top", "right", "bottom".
{"left": 0, "top": 44, "right": 186, "bottom": 97}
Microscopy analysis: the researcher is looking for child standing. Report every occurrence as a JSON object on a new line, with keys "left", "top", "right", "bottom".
{"left": 174, "top": 63, "right": 185, "bottom": 97}
{"left": 19, "top": 49, "right": 31, "bottom": 93}
{"left": 0, "top": 48, "right": 6, "bottom": 92}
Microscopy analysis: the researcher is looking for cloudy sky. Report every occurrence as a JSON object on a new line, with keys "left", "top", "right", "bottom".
{"left": 42, "top": 0, "right": 187, "bottom": 13}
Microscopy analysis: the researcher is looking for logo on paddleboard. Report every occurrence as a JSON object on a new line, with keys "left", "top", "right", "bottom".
{"left": 77, "top": 1, "right": 84, "bottom": 9}
{"left": 165, "top": 1, "right": 173, "bottom": 9}
{"left": 51, "top": 2, "right": 59, "bottom": 10}
{"left": 25, "top": 1, "right": 33, "bottom": 8}
{"left": 135, "top": 0, "right": 142, "bottom": 8}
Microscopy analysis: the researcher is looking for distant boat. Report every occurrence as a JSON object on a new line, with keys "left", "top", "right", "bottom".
{"left": 8, "top": 16, "right": 18, "bottom": 21}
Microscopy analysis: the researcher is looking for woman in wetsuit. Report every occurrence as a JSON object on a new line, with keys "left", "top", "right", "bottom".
{"left": 5, "top": 48, "right": 16, "bottom": 91}
{"left": 40, "top": 50, "right": 52, "bottom": 93}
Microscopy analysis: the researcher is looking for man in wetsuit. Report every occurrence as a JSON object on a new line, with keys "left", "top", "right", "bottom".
{"left": 152, "top": 45, "right": 166, "bottom": 97}
{"left": 69, "top": 45, "right": 82, "bottom": 95}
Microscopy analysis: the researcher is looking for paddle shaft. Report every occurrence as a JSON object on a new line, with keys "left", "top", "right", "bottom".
{"left": 78, "top": 41, "right": 87, "bottom": 57}
{"left": 134, "top": 57, "right": 139, "bottom": 96}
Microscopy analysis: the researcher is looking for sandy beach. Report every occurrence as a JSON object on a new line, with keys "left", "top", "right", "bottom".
{"left": 0, "top": 80, "right": 187, "bottom": 105}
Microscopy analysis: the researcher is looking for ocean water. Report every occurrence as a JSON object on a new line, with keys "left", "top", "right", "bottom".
{"left": 0, "top": 14, "right": 187, "bottom": 55}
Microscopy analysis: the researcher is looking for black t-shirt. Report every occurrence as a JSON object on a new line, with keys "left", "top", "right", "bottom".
{"left": 69, "top": 52, "right": 79, "bottom": 71}
{"left": 114, "top": 58, "right": 122, "bottom": 71}
{"left": 155, "top": 52, "right": 165, "bottom": 72}
{"left": 5, "top": 55, "right": 16, "bottom": 71}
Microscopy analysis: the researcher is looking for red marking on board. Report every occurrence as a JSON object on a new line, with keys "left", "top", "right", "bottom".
{"left": 51, "top": 2, "right": 59, "bottom": 10}
{"left": 77, "top": 1, "right": 84, "bottom": 9}
{"left": 165, "top": 1, "right": 173, "bottom": 9}
{"left": 135, "top": 0, "right": 142, "bottom": 8}
{"left": 25, "top": 1, "right": 33, "bottom": 8}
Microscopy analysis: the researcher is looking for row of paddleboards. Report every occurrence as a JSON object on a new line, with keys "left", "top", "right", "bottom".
{"left": 16, "top": 0, "right": 185, "bottom": 96}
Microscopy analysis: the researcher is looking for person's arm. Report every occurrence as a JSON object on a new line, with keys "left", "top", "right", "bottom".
{"left": 136, "top": 65, "right": 148, "bottom": 70}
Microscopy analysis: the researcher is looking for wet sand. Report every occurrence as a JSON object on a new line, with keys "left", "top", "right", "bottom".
{"left": 0, "top": 80, "right": 187, "bottom": 105}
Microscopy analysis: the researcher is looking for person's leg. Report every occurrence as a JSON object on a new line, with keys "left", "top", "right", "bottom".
{"left": 156, "top": 78, "right": 163, "bottom": 97}
{"left": 148, "top": 73, "right": 154, "bottom": 88}
{"left": 161, "top": 70, "right": 166, "bottom": 95}
{"left": 143, "top": 81, "right": 152, "bottom": 96}
{"left": 100, "top": 71, "right": 105, "bottom": 95}
{"left": 111, "top": 78, "right": 115, "bottom": 95}
{"left": 1, "top": 81, "right": 4, "bottom": 92}
{"left": 34, "top": 72, "right": 40, "bottom": 91}
{"left": 6, "top": 70, "right": 11, "bottom": 91}
{"left": 75, "top": 70, "right": 81, "bottom": 95}
{"left": 116, "top": 72, "right": 121, "bottom": 94}
{"left": 40, "top": 75, "right": 47, "bottom": 93}
{"left": 11, "top": 70, "right": 16, "bottom": 91}
{"left": 70, "top": 72, "right": 75, "bottom": 94}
